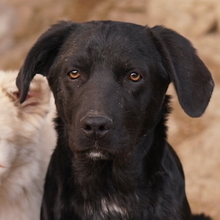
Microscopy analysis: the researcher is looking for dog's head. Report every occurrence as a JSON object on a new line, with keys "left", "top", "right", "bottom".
{"left": 16, "top": 21, "right": 214, "bottom": 159}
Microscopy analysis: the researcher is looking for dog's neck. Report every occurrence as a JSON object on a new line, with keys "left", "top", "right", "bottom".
{"left": 70, "top": 152, "right": 146, "bottom": 218}
{"left": 72, "top": 154, "right": 140, "bottom": 193}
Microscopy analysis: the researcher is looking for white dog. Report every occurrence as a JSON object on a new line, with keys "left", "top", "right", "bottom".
{"left": 0, "top": 71, "right": 56, "bottom": 220}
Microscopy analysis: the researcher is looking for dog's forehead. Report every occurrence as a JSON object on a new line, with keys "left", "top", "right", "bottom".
{"left": 75, "top": 21, "right": 147, "bottom": 42}
{"left": 60, "top": 21, "right": 154, "bottom": 58}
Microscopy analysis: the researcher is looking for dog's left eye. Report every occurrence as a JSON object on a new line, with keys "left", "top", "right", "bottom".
{"left": 128, "top": 72, "right": 142, "bottom": 82}
{"left": 68, "top": 70, "right": 81, "bottom": 79}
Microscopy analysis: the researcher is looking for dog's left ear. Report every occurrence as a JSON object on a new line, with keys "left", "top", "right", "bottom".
{"left": 16, "top": 20, "right": 76, "bottom": 103}
{"left": 150, "top": 26, "right": 214, "bottom": 117}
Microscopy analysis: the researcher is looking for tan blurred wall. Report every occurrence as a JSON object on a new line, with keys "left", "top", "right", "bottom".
{"left": 0, "top": 0, "right": 219, "bottom": 219}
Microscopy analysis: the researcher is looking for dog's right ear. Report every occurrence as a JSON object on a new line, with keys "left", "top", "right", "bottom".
{"left": 150, "top": 26, "right": 214, "bottom": 117}
{"left": 16, "top": 20, "right": 75, "bottom": 103}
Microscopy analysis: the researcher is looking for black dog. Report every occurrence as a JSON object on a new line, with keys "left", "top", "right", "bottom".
{"left": 16, "top": 20, "right": 214, "bottom": 220}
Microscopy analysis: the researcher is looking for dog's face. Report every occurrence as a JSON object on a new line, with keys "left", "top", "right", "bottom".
{"left": 16, "top": 21, "right": 214, "bottom": 160}
{"left": 48, "top": 23, "right": 170, "bottom": 159}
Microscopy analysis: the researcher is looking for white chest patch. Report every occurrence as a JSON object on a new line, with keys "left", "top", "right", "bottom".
{"left": 83, "top": 198, "right": 128, "bottom": 219}
{"left": 101, "top": 198, "right": 127, "bottom": 217}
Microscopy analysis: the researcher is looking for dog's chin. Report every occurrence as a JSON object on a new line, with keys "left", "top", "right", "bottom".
{"left": 76, "top": 148, "right": 114, "bottom": 160}
{"left": 87, "top": 150, "right": 111, "bottom": 160}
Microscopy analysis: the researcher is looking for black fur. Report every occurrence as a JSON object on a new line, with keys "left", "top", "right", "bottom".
{"left": 16, "top": 20, "right": 214, "bottom": 220}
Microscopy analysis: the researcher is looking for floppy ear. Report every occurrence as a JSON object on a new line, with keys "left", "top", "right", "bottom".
{"left": 16, "top": 20, "right": 75, "bottom": 103}
{"left": 150, "top": 26, "right": 214, "bottom": 117}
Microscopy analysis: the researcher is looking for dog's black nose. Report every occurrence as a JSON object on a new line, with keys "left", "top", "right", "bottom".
{"left": 81, "top": 115, "right": 112, "bottom": 140}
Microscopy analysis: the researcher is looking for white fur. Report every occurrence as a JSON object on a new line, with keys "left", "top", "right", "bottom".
{"left": 101, "top": 199, "right": 127, "bottom": 216}
{"left": 88, "top": 151, "right": 106, "bottom": 159}
{"left": 0, "top": 71, "right": 57, "bottom": 220}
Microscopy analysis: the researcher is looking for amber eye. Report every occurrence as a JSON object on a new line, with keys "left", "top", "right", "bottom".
{"left": 129, "top": 72, "right": 142, "bottom": 82}
{"left": 68, "top": 70, "right": 80, "bottom": 79}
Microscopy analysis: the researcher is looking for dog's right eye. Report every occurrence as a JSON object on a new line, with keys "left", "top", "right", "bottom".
{"left": 128, "top": 72, "right": 142, "bottom": 82}
{"left": 68, "top": 70, "right": 81, "bottom": 79}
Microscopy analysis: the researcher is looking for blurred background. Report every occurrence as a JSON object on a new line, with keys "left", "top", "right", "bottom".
{"left": 0, "top": 0, "right": 219, "bottom": 218}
